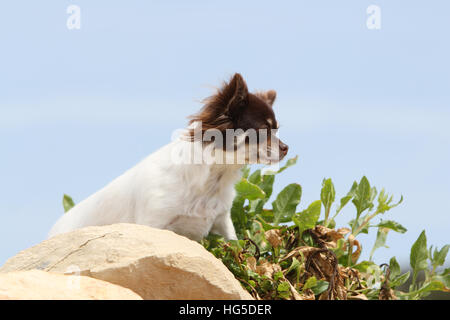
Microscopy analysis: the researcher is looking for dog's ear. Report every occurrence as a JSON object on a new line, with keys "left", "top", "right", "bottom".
{"left": 255, "top": 90, "right": 277, "bottom": 107}
{"left": 220, "top": 73, "right": 249, "bottom": 119}
{"left": 265, "top": 90, "right": 277, "bottom": 107}
{"left": 188, "top": 73, "right": 248, "bottom": 133}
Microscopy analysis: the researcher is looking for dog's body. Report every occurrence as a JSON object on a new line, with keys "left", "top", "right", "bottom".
{"left": 48, "top": 73, "right": 288, "bottom": 240}
{"left": 48, "top": 140, "right": 241, "bottom": 240}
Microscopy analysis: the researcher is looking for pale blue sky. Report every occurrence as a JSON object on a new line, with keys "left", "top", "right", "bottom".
{"left": 0, "top": 1, "right": 449, "bottom": 268}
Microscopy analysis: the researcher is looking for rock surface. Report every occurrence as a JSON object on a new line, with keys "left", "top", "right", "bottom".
{"left": 0, "top": 270, "right": 142, "bottom": 300}
{"left": 0, "top": 223, "right": 252, "bottom": 300}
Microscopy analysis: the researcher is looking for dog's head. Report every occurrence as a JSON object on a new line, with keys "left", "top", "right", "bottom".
{"left": 188, "top": 73, "right": 288, "bottom": 165}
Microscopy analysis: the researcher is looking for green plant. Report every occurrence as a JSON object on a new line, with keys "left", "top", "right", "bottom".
{"left": 62, "top": 194, "right": 75, "bottom": 213}
{"left": 201, "top": 156, "right": 449, "bottom": 300}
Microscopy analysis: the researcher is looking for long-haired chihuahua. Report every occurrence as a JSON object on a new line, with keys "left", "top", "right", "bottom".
{"left": 48, "top": 73, "right": 288, "bottom": 241}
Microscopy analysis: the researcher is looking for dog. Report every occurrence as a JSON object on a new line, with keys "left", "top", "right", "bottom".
{"left": 48, "top": 73, "right": 288, "bottom": 241}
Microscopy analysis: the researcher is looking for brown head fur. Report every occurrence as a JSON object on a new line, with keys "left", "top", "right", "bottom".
{"left": 187, "top": 73, "right": 288, "bottom": 160}
{"left": 188, "top": 73, "right": 278, "bottom": 136}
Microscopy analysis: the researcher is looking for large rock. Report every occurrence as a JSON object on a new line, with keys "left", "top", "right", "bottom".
{"left": 0, "top": 270, "right": 142, "bottom": 300}
{"left": 0, "top": 223, "right": 252, "bottom": 300}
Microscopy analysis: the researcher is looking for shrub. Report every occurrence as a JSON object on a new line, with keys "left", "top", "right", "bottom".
{"left": 201, "top": 156, "right": 449, "bottom": 300}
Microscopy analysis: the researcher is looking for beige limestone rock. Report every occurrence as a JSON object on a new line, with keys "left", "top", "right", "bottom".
{"left": 0, "top": 270, "right": 142, "bottom": 300}
{"left": 0, "top": 223, "right": 252, "bottom": 300}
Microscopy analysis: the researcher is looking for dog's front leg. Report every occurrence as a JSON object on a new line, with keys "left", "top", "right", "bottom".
{"left": 210, "top": 212, "right": 237, "bottom": 240}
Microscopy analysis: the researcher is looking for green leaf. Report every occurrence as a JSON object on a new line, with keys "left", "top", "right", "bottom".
{"left": 311, "top": 280, "right": 329, "bottom": 295}
{"left": 259, "top": 174, "right": 275, "bottom": 200}
{"left": 391, "top": 271, "right": 411, "bottom": 287}
{"left": 248, "top": 199, "right": 264, "bottom": 216}
{"left": 276, "top": 156, "right": 298, "bottom": 174}
{"left": 370, "top": 186, "right": 378, "bottom": 203}
{"left": 433, "top": 274, "right": 450, "bottom": 289}
{"left": 255, "top": 214, "right": 277, "bottom": 230}
{"left": 274, "top": 271, "right": 284, "bottom": 282}
{"left": 376, "top": 220, "right": 407, "bottom": 233}
{"left": 410, "top": 230, "right": 429, "bottom": 283}
{"left": 415, "top": 281, "right": 445, "bottom": 296}
{"left": 369, "top": 227, "right": 390, "bottom": 260}
{"left": 286, "top": 257, "right": 301, "bottom": 276}
{"left": 235, "top": 179, "right": 266, "bottom": 200}
{"left": 292, "top": 200, "right": 321, "bottom": 235}
{"left": 431, "top": 244, "right": 450, "bottom": 268}
{"left": 62, "top": 194, "right": 75, "bottom": 213}
{"left": 353, "top": 260, "right": 377, "bottom": 273}
{"left": 230, "top": 197, "right": 247, "bottom": 238}
{"left": 332, "top": 238, "right": 347, "bottom": 258}
{"left": 277, "top": 281, "right": 291, "bottom": 299}
{"left": 263, "top": 155, "right": 298, "bottom": 176}
{"left": 303, "top": 276, "right": 317, "bottom": 290}
{"left": 321, "top": 178, "right": 335, "bottom": 211}
{"left": 248, "top": 169, "right": 262, "bottom": 185}
{"left": 202, "top": 233, "right": 225, "bottom": 251}
{"left": 247, "top": 279, "right": 256, "bottom": 287}
{"left": 246, "top": 221, "right": 270, "bottom": 253}
{"left": 326, "top": 219, "right": 336, "bottom": 229}
{"left": 272, "top": 183, "right": 302, "bottom": 225}
{"left": 352, "top": 176, "right": 374, "bottom": 218}
{"left": 321, "top": 178, "right": 335, "bottom": 226}
{"left": 336, "top": 181, "right": 357, "bottom": 213}
{"left": 389, "top": 257, "right": 401, "bottom": 279}
{"left": 241, "top": 165, "right": 251, "bottom": 178}
{"left": 349, "top": 216, "right": 369, "bottom": 234}
{"left": 260, "top": 279, "right": 273, "bottom": 292}
{"left": 376, "top": 189, "right": 403, "bottom": 214}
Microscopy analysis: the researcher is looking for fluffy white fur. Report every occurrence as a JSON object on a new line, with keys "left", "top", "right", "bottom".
{"left": 48, "top": 135, "right": 243, "bottom": 241}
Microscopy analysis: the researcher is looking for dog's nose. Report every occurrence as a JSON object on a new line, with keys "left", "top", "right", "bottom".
{"left": 279, "top": 142, "right": 289, "bottom": 156}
